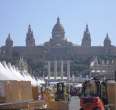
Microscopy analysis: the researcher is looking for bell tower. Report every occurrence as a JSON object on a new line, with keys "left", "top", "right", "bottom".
{"left": 104, "top": 33, "right": 111, "bottom": 54}
{"left": 5, "top": 33, "right": 13, "bottom": 57}
{"left": 26, "top": 24, "right": 35, "bottom": 47}
{"left": 104, "top": 33, "right": 111, "bottom": 47}
{"left": 5, "top": 33, "right": 13, "bottom": 47}
{"left": 81, "top": 24, "right": 91, "bottom": 48}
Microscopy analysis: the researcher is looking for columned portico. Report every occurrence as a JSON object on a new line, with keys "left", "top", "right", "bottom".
{"left": 47, "top": 60, "right": 71, "bottom": 81}
{"left": 48, "top": 61, "right": 51, "bottom": 80}
{"left": 61, "top": 60, "right": 64, "bottom": 80}
{"left": 67, "top": 60, "right": 71, "bottom": 81}
{"left": 54, "top": 60, "right": 57, "bottom": 80}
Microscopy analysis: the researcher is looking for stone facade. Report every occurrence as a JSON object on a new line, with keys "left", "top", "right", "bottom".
{"left": 0, "top": 17, "right": 116, "bottom": 77}
{"left": 90, "top": 57, "right": 116, "bottom": 80}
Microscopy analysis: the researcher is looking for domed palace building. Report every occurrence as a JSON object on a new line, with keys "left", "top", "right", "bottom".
{"left": 1, "top": 17, "right": 116, "bottom": 79}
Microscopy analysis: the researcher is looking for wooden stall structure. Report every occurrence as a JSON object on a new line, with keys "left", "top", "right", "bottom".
{"left": 0, "top": 80, "right": 33, "bottom": 103}
{"left": 0, "top": 100, "right": 47, "bottom": 110}
{"left": 107, "top": 81, "right": 116, "bottom": 110}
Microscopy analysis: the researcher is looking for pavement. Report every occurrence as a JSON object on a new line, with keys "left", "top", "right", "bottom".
{"left": 69, "top": 96, "right": 80, "bottom": 110}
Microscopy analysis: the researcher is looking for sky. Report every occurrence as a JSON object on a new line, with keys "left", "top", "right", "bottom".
{"left": 0, "top": 0, "right": 116, "bottom": 46}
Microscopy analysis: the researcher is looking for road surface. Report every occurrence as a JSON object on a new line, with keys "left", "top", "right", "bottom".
{"left": 69, "top": 96, "right": 80, "bottom": 110}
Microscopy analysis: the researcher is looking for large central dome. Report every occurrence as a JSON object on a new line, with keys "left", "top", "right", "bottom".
{"left": 52, "top": 17, "right": 65, "bottom": 38}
